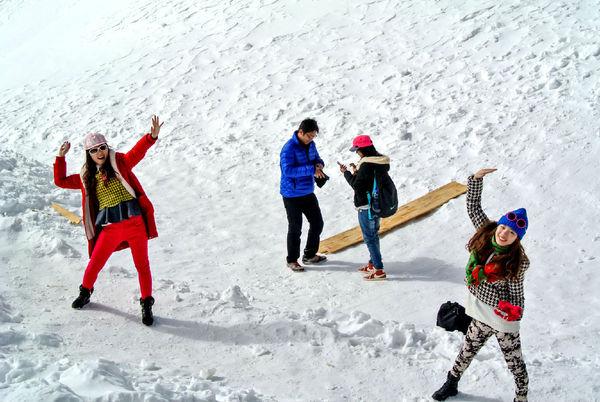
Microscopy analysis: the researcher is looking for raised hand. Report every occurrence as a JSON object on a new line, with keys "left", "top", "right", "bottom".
{"left": 473, "top": 168, "right": 497, "bottom": 179}
{"left": 58, "top": 141, "right": 71, "bottom": 157}
{"left": 150, "top": 115, "right": 164, "bottom": 139}
{"left": 337, "top": 161, "right": 347, "bottom": 173}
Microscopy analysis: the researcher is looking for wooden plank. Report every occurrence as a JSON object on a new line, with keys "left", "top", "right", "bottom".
{"left": 318, "top": 181, "right": 467, "bottom": 254}
{"left": 51, "top": 202, "right": 82, "bottom": 225}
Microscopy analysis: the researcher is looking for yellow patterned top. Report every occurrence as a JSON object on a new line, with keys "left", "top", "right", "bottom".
{"left": 95, "top": 171, "right": 135, "bottom": 209}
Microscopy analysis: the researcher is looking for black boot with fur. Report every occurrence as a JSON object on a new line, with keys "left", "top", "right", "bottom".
{"left": 140, "top": 296, "right": 155, "bottom": 326}
{"left": 71, "top": 285, "right": 93, "bottom": 309}
{"left": 432, "top": 372, "right": 459, "bottom": 401}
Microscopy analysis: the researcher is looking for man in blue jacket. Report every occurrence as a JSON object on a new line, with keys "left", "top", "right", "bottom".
{"left": 280, "top": 118, "right": 327, "bottom": 271}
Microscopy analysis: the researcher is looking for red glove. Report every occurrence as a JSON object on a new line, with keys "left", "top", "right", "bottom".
{"left": 483, "top": 262, "right": 503, "bottom": 283}
{"left": 494, "top": 300, "right": 523, "bottom": 321}
{"left": 471, "top": 265, "right": 483, "bottom": 286}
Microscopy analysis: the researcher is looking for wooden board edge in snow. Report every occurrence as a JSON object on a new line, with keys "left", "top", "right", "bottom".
{"left": 51, "top": 203, "right": 82, "bottom": 225}
{"left": 318, "top": 181, "right": 467, "bottom": 255}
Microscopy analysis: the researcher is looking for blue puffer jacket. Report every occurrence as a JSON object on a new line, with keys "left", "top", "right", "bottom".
{"left": 280, "top": 131, "right": 325, "bottom": 198}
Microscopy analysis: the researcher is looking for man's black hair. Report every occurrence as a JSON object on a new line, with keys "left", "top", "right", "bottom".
{"left": 298, "top": 118, "right": 319, "bottom": 133}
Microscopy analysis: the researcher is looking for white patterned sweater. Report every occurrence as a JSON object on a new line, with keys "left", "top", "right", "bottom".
{"left": 465, "top": 175, "right": 529, "bottom": 328}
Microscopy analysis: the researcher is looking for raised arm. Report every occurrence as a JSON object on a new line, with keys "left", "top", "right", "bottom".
{"left": 54, "top": 141, "right": 82, "bottom": 189}
{"left": 123, "top": 116, "right": 162, "bottom": 168}
{"left": 466, "top": 168, "right": 497, "bottom": 229}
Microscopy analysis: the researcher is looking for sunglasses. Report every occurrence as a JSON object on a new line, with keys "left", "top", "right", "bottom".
{"left": 506, "top": 212, "right": 527, "bottom": 229}
{"left": 88, "top": 144, "right": 108, "bottom": 154}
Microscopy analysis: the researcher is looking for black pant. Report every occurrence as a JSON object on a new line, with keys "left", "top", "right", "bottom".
{"left": 283, "top": 193, "right": 324, "bottom": 263}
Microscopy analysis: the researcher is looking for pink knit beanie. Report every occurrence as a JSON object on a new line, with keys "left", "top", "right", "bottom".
{"left": 83, "top": 133, "right": 108, "bottom": 150}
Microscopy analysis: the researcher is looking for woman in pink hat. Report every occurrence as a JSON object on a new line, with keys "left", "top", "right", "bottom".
{"left": 54, "top": 116, "right": 163, "bottom": 326}
{"left": 432, "top": 168, "right": 530, "bottom": 401}
{"left": 339, "top": 134, "right": 391, "bottom": 281}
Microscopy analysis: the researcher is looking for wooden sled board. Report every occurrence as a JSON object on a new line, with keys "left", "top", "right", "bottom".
{"left": 318, "top": 181, "right": 467, "bottom": 255}
{"left": 51, "top": 202, "right": 82, "bottom": 225}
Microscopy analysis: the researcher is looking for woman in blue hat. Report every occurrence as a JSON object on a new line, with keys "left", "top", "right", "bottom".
{"left": 432, "top": 168, "right": 530, "bottom": 402}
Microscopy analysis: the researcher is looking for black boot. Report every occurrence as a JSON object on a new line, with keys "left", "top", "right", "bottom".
{"left": 140, "top": 296, "right": 154, "bottom": 326}
{"left": 71, "top": 285, "right": 93, "bottom": 309}
{"left": 432, "top": 372, "right": 459, "bottom": 401}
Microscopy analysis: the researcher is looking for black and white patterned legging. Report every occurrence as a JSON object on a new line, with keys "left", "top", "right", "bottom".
{"left": 450, "top": 319, "right": 529, "bottom": 401}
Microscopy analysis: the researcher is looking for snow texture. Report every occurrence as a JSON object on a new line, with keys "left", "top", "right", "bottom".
{"left": 1, "top": 0, "right": 599, "bottom": 400}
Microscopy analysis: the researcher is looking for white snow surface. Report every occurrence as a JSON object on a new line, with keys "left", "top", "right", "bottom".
{"left": 1, "top": 0, "right": 599, "bottom": 400}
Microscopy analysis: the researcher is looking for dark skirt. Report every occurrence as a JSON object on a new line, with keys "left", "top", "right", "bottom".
{"left": 95, "top": 199, "right": 142, "bottom": 226}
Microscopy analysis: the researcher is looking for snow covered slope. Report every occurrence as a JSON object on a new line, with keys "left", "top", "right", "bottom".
{"left": 1, "top": 0, "right": 599, "bottom": 400}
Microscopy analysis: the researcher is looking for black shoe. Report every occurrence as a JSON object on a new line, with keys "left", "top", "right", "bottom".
{"left": 302, "top": 254, "right": 327, "bottom": 264}
{"left": 140, "top": 296, "right": 155, "bottom": 326}
{"left": 432, "top": 372, "right": 459, "bottom": 401}
{"left": 71, "top": 285, "right": 93, "bottom": 309}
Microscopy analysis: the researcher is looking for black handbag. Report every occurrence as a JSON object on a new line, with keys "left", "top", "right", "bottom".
{"left": 436, "top": 301, "right": 472, "bottom": 335}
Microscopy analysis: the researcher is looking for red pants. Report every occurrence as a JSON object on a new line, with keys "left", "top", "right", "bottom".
{"left": 82, "top": 215, "right": 152, "bottom": 298}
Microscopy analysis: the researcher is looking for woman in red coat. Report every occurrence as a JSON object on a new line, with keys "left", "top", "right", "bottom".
{"left": 54, "top": 116, "right": 163, "bottom": 326}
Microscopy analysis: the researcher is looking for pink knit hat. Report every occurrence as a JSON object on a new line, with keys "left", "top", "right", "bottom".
{"left": 83, "top": 133, "right": 108, "bottom": 150}
{"left": 349, "top": 134, "right": 373, "bottom": 151}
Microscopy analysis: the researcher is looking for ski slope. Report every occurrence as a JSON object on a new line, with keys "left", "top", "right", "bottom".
{"left": 1, "top": 0, "right": 599, "bottom": 400}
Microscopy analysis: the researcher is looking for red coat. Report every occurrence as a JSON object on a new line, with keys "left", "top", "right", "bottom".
{"left": 54, "top": 134, "right": 158, "bottom": 256}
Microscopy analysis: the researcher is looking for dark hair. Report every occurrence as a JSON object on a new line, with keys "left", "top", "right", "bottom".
{"left": 298, "top": 118, "right": 319, "bottom": 133}
{"left": 466, "top": 221, "right": 524, "bottom": 280}
{"left": 357, "top": 145, "right": 381, "bottom": 157}
{"left": 82, "top": 150, "right": 116, "bottom": 199}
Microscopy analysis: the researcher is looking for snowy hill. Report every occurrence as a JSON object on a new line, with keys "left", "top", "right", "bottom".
{"left": 1, "top": 0, "right": 599, "bottom": 400}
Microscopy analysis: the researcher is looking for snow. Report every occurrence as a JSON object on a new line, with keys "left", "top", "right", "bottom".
{"left": 0, "top": 0, "right": 599, "bottom": 400}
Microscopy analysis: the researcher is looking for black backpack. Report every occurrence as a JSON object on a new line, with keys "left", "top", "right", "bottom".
{"left": 369, "top": 172, "right": 398, "bottom": 218}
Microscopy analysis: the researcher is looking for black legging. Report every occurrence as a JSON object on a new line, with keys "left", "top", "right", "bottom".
{"left": 451, "top": 319, "right": 528, "bottom": 401}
